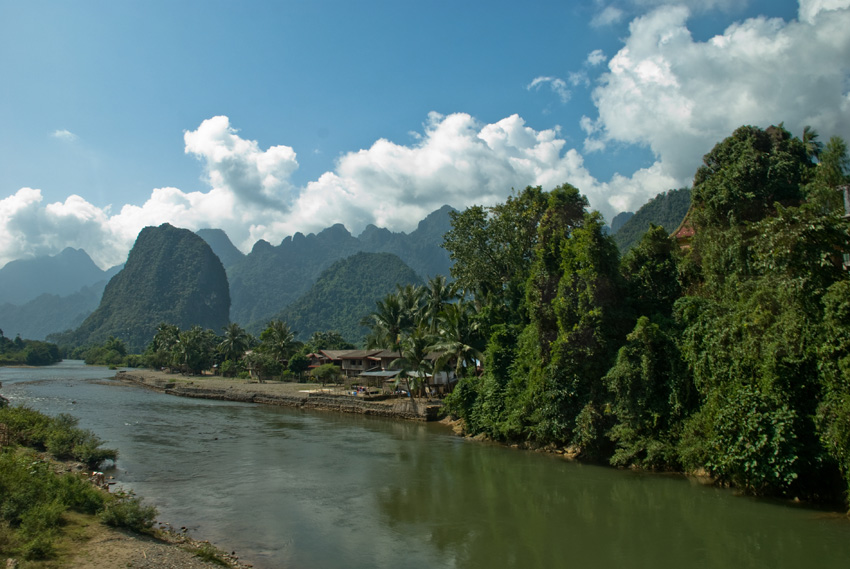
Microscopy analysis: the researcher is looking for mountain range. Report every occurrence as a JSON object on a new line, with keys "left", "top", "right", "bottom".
{"left": 221, "top": 204, "right": 454, "bottom": 326}
{"left": 0, "top": 195, "right": 691, "bottom": 347}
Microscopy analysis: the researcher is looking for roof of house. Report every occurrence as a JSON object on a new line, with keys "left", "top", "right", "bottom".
{"left": 319, "top": 350, "right": 353, "bottom": 360}
{"left": 338, "top": 350, "right": 382, "bottom": 360}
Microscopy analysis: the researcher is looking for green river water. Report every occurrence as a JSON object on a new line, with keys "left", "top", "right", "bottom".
{"left": 1, "top": 361, "right": 848, "bottom": 569}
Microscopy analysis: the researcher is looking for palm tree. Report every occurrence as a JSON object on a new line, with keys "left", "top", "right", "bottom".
{"left": 803, "top": 125, "right": 823, "bottom": 161}
{"left": 175, "top": 325, "right": 217, "bottom": 375}
{"left": 219, "top": 322, "right": 251, "bottom": 363}
{"left": 259, "top": 320, "right": 298, "bottom": 365}
{"left": 423, "top": 275, "right": 458, "bottom": 332}
{"left": 396, "top": 283, "right": 426, "bottom": 330}
{"left": 389, "top": 326, "right": 437, "bottom": 398}
{"left": 149, "top": 322, "right": 180, "bottom": 369}
{"left": 362, "top": 294, "right": 405, "bottom": 352}
{"left": 432, "top": 301, "right": 484, "bottom": 380}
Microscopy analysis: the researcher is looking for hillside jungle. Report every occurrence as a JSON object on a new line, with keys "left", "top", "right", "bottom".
{"left": 10, "top": 123, "right": 850, "bottom": 510}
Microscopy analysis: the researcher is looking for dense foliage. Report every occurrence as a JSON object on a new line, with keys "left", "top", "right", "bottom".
{"left": 0, "top": 331, "right": 61, "bottom": 366}
{"left": 613, "top": 187, "right": 692, "bottom": 253}
{"left": 142, "top": 319, "right": 355, "bottom": 381}
{"left": 72, "top": 336, "right": 144, "bottom": 368}
{"left": 0, "top": 406, "right": 155, "bottom": 561}
{"left": 50, "top": 223, "right": 230, "bottom": 353}
{"left": 361, "top": 275, "right": 484, "bottom": 396}
{"left": 443, "top": 125, "right": 850, "bottom": 508}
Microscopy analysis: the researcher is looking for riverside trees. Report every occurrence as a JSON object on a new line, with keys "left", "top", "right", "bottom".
{"left": 442, "top": 124, "right": 850, "bottom": 507}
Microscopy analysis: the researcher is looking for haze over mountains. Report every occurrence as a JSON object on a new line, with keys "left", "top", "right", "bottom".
{"left": 0, "top": 197, "right": 690, "bottom": 347}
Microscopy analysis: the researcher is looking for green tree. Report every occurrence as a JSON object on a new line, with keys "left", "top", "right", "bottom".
{"left": 312, "top": 363, "right": 341, "bottom": 387}
{"left": 303, "top": 330, "right": 354, "bottom": 353}
{"left": 288, "top": 353, "right": 310, "bottom": 380}
{"left": 259, "top": 320, "right": 298, "bottom": 365}
{"left": 362, "top": 294, "right": 406, "bottom": 353}
{"left": 620, "top": 224, "right": 682, "bottom": 319}
{"left": 528, "top": 209, "right": 626, "bottom": 452}
{"left": 816, "top": 280, "right": 850, "bottom": 501}
{"left": 146, "top": 323, "right": 180, "bottom": 369}
{"left": 802, "top": 125, "right": 822, "bottom": 160}
{"left": 603, "top": 316, "right": 693, "bottom": 469}
{"left": 806, "top": 135, "right": 850, "bottom": 213}
{"left": 174, "top": 326, "right": 217, "bottom": 374}
{"left": 389, "top": 327, "right": 437, "bottom": 397}
{"left": 432, "top": 301, "right": 483, "bottom": 380}
{"left": 219, "top": 323, "right": 252, "bottom": 363}
{"left": 423, "top": 275, "right": 458, "bottom": 332}
{"left": 443, "top": 185, "right": 548, "bottom": 323}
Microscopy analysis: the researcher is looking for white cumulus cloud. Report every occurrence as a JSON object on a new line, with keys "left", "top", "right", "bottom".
{"left": 585, "top": 2, "right": 850, "bottom": 182}
{"left": 2, "top": 112, "right": 651, "bottom": 270}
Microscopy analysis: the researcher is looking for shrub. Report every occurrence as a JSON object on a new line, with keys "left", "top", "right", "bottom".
{"left": 0, "top": 407, "right": 117, "bottom": 469}
{"left": 99, "top": 493, "right": 157, "bottom": 533}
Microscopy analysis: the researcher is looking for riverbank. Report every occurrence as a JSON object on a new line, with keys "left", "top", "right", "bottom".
{"left": 114, "top": 369, "right": 444, "bottom": 421}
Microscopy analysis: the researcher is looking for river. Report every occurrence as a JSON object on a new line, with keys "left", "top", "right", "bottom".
{"left": 1, "top": 361, "right": 848, "bottom": 569}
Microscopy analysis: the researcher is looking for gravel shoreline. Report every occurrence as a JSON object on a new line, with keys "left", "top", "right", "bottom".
{"left": 114, "top": 368, "right": 444, "bottom": 421}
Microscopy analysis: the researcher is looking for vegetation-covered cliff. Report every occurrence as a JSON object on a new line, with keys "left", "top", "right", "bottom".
{"left": 52, "top": 224, "right": 230, "bottom": 352}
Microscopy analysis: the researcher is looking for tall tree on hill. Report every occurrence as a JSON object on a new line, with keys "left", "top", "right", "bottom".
{"left": 443, "top": 185, "right": 548, "bottom": 325}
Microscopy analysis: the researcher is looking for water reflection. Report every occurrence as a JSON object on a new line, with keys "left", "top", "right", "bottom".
{"left": 2, "top": 362, "right": 848, "bottom": 569}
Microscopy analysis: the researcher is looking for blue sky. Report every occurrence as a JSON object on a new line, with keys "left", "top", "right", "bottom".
{"left": 1, "top": 0, "right": 848, "bottom": 269}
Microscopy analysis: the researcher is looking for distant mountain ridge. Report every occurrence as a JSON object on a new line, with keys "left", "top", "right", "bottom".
{"left": 226, "top": 205, "right": 455, "bottom": 326}
{"left": 274, "top": 252, "right": 423, "bottom": 343}
{"left": 0, "top": 247, "right": 119, "bottom": 305}
{"left": 0, "top": 281, "right": 108, "bottom": 341}
{"left": 195, "top": 228, "right": 245, "bottom": 269}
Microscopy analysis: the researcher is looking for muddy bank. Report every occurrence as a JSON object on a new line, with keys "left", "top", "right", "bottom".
{"left": 114, "top": 370, "right": 443, "bottom": 421}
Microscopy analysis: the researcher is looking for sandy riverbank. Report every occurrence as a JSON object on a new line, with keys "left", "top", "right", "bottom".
{"left": 114, "top": 369, "right": 444, "bottom": 421}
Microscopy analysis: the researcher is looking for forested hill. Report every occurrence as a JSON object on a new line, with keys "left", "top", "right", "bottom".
{"left": 228, "top": 205, "right": 454, "bottom": 325}
{"left": 50, "top": 223, "right": 230, "bottom": 352}
{"left": 613, "top": 188, "right": 691, "bottom": 252}
{"left": 442, "top": 124, "right": 850, "bottom": 507}
{"left": 0, "top": 247, "right": 114, "bottom": 305}
{"left": 272, "top": 252, "right": 423, "bottom": 343}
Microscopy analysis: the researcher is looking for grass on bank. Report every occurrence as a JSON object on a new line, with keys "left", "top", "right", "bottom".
{"left": 0, "top": 405, "right": 157, "bottom": 564}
